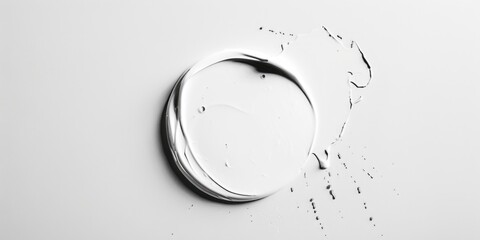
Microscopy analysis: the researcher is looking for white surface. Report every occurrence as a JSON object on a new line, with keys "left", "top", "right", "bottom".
{"left": 1, "top": 0, "right": 479, "bottom": 239}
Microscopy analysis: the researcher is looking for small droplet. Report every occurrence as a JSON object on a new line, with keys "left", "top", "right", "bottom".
{"left": 329, "top": 190, "right": 336, "bottom": 200}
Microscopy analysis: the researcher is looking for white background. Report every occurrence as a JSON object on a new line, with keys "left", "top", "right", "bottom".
{"left": 1, "top": 0, "right": 479, "bottom": 239}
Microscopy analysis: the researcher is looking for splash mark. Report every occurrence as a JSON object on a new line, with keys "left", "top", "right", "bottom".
{"left": 164, "top": 25, "right": 372, "bottom": 202}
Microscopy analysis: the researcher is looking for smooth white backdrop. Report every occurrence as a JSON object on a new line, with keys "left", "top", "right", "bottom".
{"left": 1, "top": 0, "right": 479, "bottom": 239}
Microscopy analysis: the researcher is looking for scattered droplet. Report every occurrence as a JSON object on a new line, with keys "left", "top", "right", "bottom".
{"left": 329, "top": 190, "right": 336, "bottom": 200}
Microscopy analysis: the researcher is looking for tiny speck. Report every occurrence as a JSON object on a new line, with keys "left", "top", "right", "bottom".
{"left": 329, "top": 190, "right": 336, "bottom": 200}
